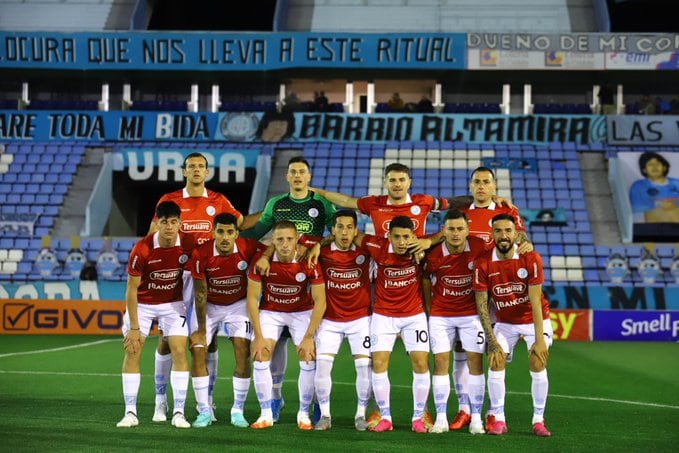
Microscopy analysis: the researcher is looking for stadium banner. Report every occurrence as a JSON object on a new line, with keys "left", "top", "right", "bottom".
{"left": 592, "top": 310, "right": 679, "bottom": 341}
{"left": 0, "top": 111, "right": 608, "bottom": 144}
{"left": 467, "top": 33, "right": 679, "bottom": 54}
{"left": 468, "top": 49, "right": 604, "bottom": 70}
{"left": 0, "top": 213, "right": 37, "bottom": 236}
{"left": 1, "top": 298, "right": 126, "bottom": 335}
{"left": 605, "top": 52, "right": 679, "bottom": 70}
{"left": 0, "top": 32, "right": 465, "bottom": 71}
{"left": 550, "top": 309, "right": 590, "bottom": 341}
{"left": 544, "top": 285, "right": 679, "bottom": 310}
{"left": 607, "top": 116, "right": 679, "bottom": 145}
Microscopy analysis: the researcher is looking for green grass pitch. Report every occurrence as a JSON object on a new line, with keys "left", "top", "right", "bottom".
{"left": 0, "top": 336, "right": 677, "bottom": 452}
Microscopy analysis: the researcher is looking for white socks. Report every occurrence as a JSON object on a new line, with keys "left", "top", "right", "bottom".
{"left": 432, "top": 374, "right": 450, "bottom": 424}
{"left": 170, "top": 370, "right": 189, "bottom": 414}
{"left": 487, "top": 369, "right": 506, "bottom": 422}
{"left": 453, "top": 351, "right": 470, "bottom": 413}
{"left": 530, "top": 369, "right": 549, "bottom": 424}
{"left": 412, "top": 371, "right": 431, "bottom": 420}
{"left": 154, "top": 352, "right": 172, "bottom": 405}
{"left": 122, "top": 372, "right": 141, "bottom": 414}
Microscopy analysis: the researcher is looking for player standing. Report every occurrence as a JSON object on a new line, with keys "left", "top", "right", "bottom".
{"left": 189, "top": 213, "right": 267, "bottom": 428}
{"left": 116, "top": 201, "right": 197, "bottom": 429}
{"left": 247, "top": 221, "right": 327, "bottom": 430}
{"left": 473, "top": 213, "right": 552, "bottom": 437}
{"left": 309, "top": 210, "right": 373, "bottom": 431}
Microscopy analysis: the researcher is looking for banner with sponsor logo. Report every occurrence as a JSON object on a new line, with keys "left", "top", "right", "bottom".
{"left": 1, "top": 298, "right": 125, "bottom": 334}
{"left": 468, "top": 49, "right": 604, "bottom": 70}
{"left": 543, "top": 285, "right": 679, "bottom": 310}
{"left": 0, "top": 111, "right": 608, "bottom": 145}
{"left": 550, "top": 309, "right": 590, "bottom": 341}
{"left": 0, "top": 32, "right": 465, "bottom": 71}
{"left": 592, "top": 310, "right": 679, "bottom": 341}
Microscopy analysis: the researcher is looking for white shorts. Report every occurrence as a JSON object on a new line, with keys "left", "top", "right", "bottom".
{"left": 122, "top": 301, "right": 188, "bottom": 337}
{"left": 494, "top": 319, "right": 554, "bottom": 362}
{"left": 189, "top": 298, "right": 252, "bottom": 344}
{"left": 260, "top": 310, "right": 312, "bottom": 346}
{"left": 316, "top": 316, "right": 372, "bottom": 356}
{"left": 429, "top": 315, "right": 485, "bottom": 355}
{"left": 370, "top": 312, "right": 429, "bottom": 353}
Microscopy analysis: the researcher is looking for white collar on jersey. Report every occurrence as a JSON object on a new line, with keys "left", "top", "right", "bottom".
{"left": 470, "top": 201, "right": 497, "bottom": 210}
{"left": 182, "top": 187, "right": 208, "bottom": 198}
{"left": 441, "top": 240, "right": 471, "bottom": 256}
{"left": 273, "top": 252, "right": 298, "bottom": 263}
{"left": 330, "top": 242, "right": 356, "bottom": 251}
{"left": 492, "top": 244, "right": 519, "bottom": 261}
{"left": 213, "top": 241, "right": 239, "bottom": 256}
{"left": 152, "top": 231, "right": 181, "bottom": 248}
{"left": 386, "top": 193, "right": 413, "bottom": 205}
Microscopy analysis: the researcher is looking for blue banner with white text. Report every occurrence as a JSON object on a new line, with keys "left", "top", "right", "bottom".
{"left": 0, "top": 111, "right": 607, "bottom": 144}
{"left": 0, "top": 31, "right": 465, "bottom": 71}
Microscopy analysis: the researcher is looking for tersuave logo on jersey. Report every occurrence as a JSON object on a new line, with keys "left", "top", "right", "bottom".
{"left": 209, "top": 276, "right": 241, "bottom": 286}
{"left": 493, "top": 282, "right": 527, "bottom": 296}
{"left": 441, "top": 275, "right": 472, "bottom": 287}
{"left": 182, "top": 220, "right": 211, "bottom": 233}
{"left": 327, "top": 268, "right": 362, "bottom": 279}
{"left": 267, "top": 284, "right": 300, "bottom": 295}
{"left": 150, "top": 269, "right": 181, "bottom": 281}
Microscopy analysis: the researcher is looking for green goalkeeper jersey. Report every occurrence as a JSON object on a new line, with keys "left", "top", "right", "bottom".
{"left": 242, "top": 191, "right": 336, "bottom": 240}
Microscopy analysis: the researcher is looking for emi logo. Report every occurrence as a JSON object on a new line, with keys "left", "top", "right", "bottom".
{"left": 3, "top": 303, "right": 33, "bottom": 331}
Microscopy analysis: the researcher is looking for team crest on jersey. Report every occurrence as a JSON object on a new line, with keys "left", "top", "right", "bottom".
{"left": 410, "top": 206, "right": 421, "bottom": 215}
{"left": 179, "top": 254, "right": 189, "bottom": 264}
{"left": 356, "top": 255, "right": 365, "bottom": 265}
{"left": 517, "top": 267, "right": 528, "bottom": 279}
{"left": 295, "top": 272, "right": 306, "bottom": 282}
{"left": 237, "top": 260, "right": 247, "bottom": 271}
{"left": 308, "top": 208, "right": 319, "bottom": 218}
{"left": 468, "top": 261, "right": 474, "bottom": 270}
{"left": 206, "top": 206, "right": 216, "bottom": 216}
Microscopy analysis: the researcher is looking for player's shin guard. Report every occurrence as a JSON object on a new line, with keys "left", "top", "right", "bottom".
{"left": 232, "top": 376, "right": 250, "bottom": 413}
{"left": 354, "top": 357, "right": 371, "bottom": 418}
{"left": 122, "top": 373, "right": 141, "bottom": 415}
{"left": 487, "top": 369, "right": 506, "bottom": 421}
{"left": 170, "top": 371, "right": 189, "bottom": 415}
{"left": 154, "top": 352, "right": 172, "bottom": 405}
{"left": 432, "top": 374, "right": 450, "bottom": 424}
{"left": 372, "top": 371, "right": 392, "bottom": 420}
{"left": 530, "top": 369, "right": 549, "bottom": 424}
{"left": 315, "top": 357, "right": 334, "bottom": 418}
{"left": 206, "top": 351, "right": 218, "bottom": 406}
{"left": 192, "top": 375, "right": 210, "bottom": 414}
{"left": 468, "top": 373, "right": 485, "bottom": 421}
{"left": 253, "top": 361, "right": 273, "bottom": 413}
{"left": 412, "top": 371, "right": 431, "bottom": 420}
{"left": 270, "top": 338, "right": 288, "bottom": 400}
{"left": 298, "top": 361, "right": 316, "bottom": 416}
{"left": 453, "top": 351, "right": 470, "bottom": 413}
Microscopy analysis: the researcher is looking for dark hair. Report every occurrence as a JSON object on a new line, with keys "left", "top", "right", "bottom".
{"left": 214, "top": 213, "right": 239, "bottom": 228}
{"left": 638, "top": 152, "right": 670, "bottom": 177}
{"left": 444, "top": 209, "right": 468, "bottom": 223}
{"left": 384, "top": 162, "right": 411, "bottom": 178}
{"left": 470, "top": 166, "right": 496, "bottom": 181}
{"left": 272, "top": 220, "right": 297, "bottom": 233}
{"left": 288, "top": 156, "right": 311, "bottom": 171}
{"left": 333, "top": 209, "right": 357, "bottom": 226}
{"left": 491, "top": 213, "right": 516, "bottom": 225}
{"left": 389, "top": 215, "right": 414, "bottom": 230}
{"left": 256, "top": 109, "right": 296, "bottom": 140}
{"left": 156, "top": 201, "right": 181, "bottom": 219}
{"left": 182, "top": 152, "right": 208, "bottom": 169}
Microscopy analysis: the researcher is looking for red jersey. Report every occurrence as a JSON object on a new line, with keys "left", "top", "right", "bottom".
{"left": 248, "top": 254, "right": 324, "bottom": 313}
{"left": 424, "top": 236, "right": 490, "bottom": 317}
{"left": 461, "top": 202, "right": 525, "bottom": 244}
{"left": 318, "top": 243, "right": 372, "bottom": 322}
{"left": 357, "top": 193, "right": 448, "bottom": 237}
{"left": 473, "top": 247, "right": 550, "bottom": 324}
{"left": 127, "top": 232, "right": 197, "bottom": 305}
{"left": 190, "top": 237, "right": 266, "bottom": 306}
{"left": 156, "top": 188, "right": 242, "bottom": 245}
{"left": 362, "top": 234, "right": 424, "bottom": 317}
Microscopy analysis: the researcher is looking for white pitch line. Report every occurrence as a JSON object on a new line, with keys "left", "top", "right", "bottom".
{"left": 0, "top": 369, "right": 676, "bottom": 410}
{"left": 0, "top": 339, "right": 119, "bottom": 358}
